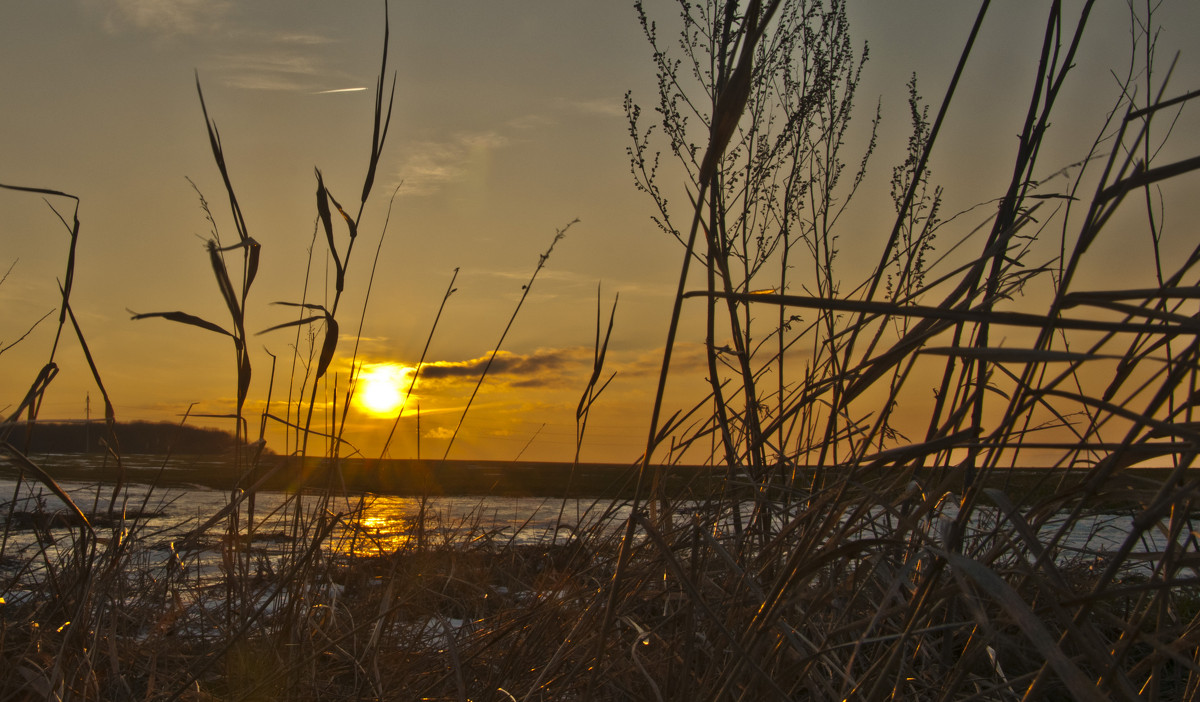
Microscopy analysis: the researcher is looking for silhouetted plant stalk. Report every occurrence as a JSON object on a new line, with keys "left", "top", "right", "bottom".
{"left": 118, "top": 0, "right": 400, "bottom": 677}
{"left": 378, "top": 266, "right": 459, "bottom": 459}
{"left": 0, "top": 183, "right": 125, "bottom": 551}
{"left": 437, "top": 218, "right": 578, "bottom": 463}
{"left": 128, "top": 74, "right": 273, "bottom": 627}
{"left": 601, "top": 0, "right": 1200, "bottom": 699}
{"left": 0, "top": 182, "right": 140, "bottom": 697}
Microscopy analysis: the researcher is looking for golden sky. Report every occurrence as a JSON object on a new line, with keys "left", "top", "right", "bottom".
{"left": 2, "top": 1, "right": 1199, "bottom": 463}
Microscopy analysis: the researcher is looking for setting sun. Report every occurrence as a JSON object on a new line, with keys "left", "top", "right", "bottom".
{"left": 356, "top": 364, "right": 412, "bottom": 417}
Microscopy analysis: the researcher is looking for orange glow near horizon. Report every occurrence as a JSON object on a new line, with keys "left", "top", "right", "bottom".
{"left": 355, "top": 363, "right": 414, "bottom": 417}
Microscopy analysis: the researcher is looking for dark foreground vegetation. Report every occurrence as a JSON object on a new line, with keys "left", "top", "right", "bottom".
{"left": 4, "top": 1, "right": 1200, "bottom": 699}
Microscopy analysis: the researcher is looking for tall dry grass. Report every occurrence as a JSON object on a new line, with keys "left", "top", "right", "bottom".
{"left": 582, "top": 1, "right": 1200, "bottom": 700}
{"left": 3, "top": 0, "right": 1200, "bottom": 700}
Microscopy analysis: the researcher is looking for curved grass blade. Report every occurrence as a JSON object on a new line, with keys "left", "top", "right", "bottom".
{"left": 315, "top": 316, "right": 338, "bottom": 381}
{"left": 361, "top": 1, "right": 395, "bottom": 206}
{"left": 577, "top": 291, "right": 619, "bottom": 421}
{"left": 326, "top": 184, "right": 357, "bottom": 242}
{"left": 257, "top": 315, "right": 327, "bottom": 335}
{"left": 936, "top": 549, "right": 1104, "bottom": 701}
{"left": 237, "top": 348, "right": 252, "bottom": 414}
{"left": 271, "top": 301, "right": 330, "bottom": 312}
{"left": 0, "top": 363, "right": 57, "bottom": 431}
{"left": 315, "top": 169, "right": 345, "bottom": 292}
{"left": 64, "top": 298, "right": 114, "bottom": 422}
{"left": 195, "top": 74, "right": 249, "bottom": 245}
{"left": 129, "top": 309, "right": 238, "bottom": 346}
{"left": 207, "top": 240, "right": 242, "bottom": 324}
{"left": 1, "top": 441, "right": 93, "bottom": 534}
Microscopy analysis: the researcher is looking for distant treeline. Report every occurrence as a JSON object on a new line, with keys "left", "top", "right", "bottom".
{"left": 12, "top": 421, "right": 247, "bottom": 455}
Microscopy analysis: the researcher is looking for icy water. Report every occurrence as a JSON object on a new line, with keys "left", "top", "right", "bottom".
{"left": 0, "top": 476, "right": 628, "bottom": 582}
{"left": 0, "top": 455, "right": 1185, "bottom": 587}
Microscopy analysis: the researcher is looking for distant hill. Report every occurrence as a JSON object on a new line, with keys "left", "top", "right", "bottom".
{"left": 11, "top": 420, "right": 254, "bottom": 455}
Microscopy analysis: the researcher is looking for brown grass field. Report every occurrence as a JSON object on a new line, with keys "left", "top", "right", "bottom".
{"left": 4, "top": 1, "right": 1200, "bottom": 699}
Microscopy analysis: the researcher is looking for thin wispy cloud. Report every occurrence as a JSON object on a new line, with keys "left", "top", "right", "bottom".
{"left": 213, "top": 51, "right": 327, "bottom": 92}
{"left": 220, "top": 72, "right": 311, "bottom": 93}
{"left": 93, "top": 2, "right": 356, "bottom": 92}
{"left": 507, "top": 97, "right": 623, "bottom": 132}
{"left": 96, "top": 0, "right": 230, "bottom": 35}
{"left": 272, "top": 32, "right": 333, "bottom": 46}
{"left": 395, "top": 132, "right": 510, "bottom": 196}
{"left": 393, "top": 94, "right": 617, "bottom": 196}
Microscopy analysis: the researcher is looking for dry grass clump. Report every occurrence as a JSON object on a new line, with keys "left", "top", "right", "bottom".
{"left": 5, "top": 0, "right": 1200, "bottom": 700}
{"left": 579, "top": 1, "right": 1200, "bottom": 699}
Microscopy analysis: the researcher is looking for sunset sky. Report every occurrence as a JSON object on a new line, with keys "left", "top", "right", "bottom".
{"left": 3, "top": 1, "right": 1199, "bottom": 463}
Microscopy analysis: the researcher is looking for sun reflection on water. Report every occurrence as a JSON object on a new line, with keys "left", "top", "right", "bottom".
{"left": 341, "top": 510, "right": 415, "bottom": 558}
{"left": 323, "top": 495, "right": 601, "bottom": 560}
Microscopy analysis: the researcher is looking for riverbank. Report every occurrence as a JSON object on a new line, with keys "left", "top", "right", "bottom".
{"left": 2, "top": 452, "right": 1184, "bottom": 511}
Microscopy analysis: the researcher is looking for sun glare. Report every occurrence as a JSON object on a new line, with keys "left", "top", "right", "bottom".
{"left": 356, "top": 364, "right": 411, "bottom": 417}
